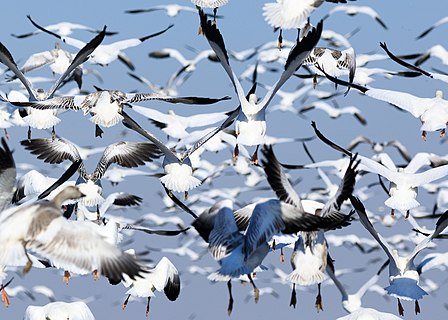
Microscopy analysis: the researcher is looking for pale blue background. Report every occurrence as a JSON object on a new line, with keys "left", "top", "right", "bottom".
{"left": 1, "top": 1, "right": 448, "bottom": 319}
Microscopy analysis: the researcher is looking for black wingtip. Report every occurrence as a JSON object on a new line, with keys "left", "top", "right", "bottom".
{"left": 380, "top": 42, "right": 432, "bottom": 78}
{"left": 416, "top": 27, "right": 432, "bottom": 40}
{"left": 27, "top": 15, "right": 62, "bottom": 40}
{"left": 164, "top": 273, "right": 181, "bottom": 301}
{"left": 38, "top": 159, "right": 82, "bottom": 200}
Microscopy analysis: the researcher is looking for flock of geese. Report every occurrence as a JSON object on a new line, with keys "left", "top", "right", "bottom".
{"left": 1, "top": 1, "right": 448, "bottom": 319}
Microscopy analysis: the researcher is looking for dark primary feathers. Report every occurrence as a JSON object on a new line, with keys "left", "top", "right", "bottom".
{"left": 21, "top": 138, "right": 161, "bottom": 182}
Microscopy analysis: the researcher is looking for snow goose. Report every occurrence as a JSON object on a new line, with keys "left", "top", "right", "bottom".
{"left": 9, "top": 88, "right": 230, "bottom": 138}
{"left": 312, "top": 121, "right": 448, "bottom": 216}
{"left": 27, "top": 15, "right": 171, "bottom": 71}
{"left": 125, "top": 4, "right": 197, "bottom": 17}
{"left": 322, "top": 5, "right": 388, "bottom": 29}
{"left": 121, "top": 105, "right": 238, "bottom": 197}
{"left": 262, "top": 0, "right": 347, "bottom": 48}
{"left": 198, "top": 198, "right": 344, "bottom": 315}
{"left": 75, "top": 192, "right": 142, "bottom": 221}
{"left": 417, "top": 16, "right": 448, "bottom": 39}
{"left": 346, "top": 135, "right": 411, "bottom": 162}
{"left": 131, "top": 107, "right": 229, "bottom": 140}
{"left": 12, "top": 17, "right": 117, "bottom": 38}
{"left": 102, "top": 167, "right": 149, "bottom": 186}
{"left": 199, "top": 8, "right": 322, "bottom": 163}
{"left": 11, "top": 43, "right": 73, "bottom": 80}
{"left": 122, "top": 254, "right": 180, "bottom": 317}
{"left": 174, "top": 191, "right": 351, "bottom": 315}
{"left": 326, "top": 260, "right": 385, "bottom": 313}
{"left": 148, "top": 47, "right": 218, "bottom": 73}
{"left": 20, "top": 137, "right": 160, "bottom": 208}
{"left": 336, "top": 308, "right": 402, "bottom": 320}
{"left": 350, "top": 196, "right": 448, "bottom": 316}
{"left": 0, "top": 186, "right": 144, "bottom": 283}
{"left": 192, "top": 0, "right": 228, "bottom": 23}
{"left": 261, "top": 145, "right": 357, "bottom": 310}
{"left": 0, "top": 25, "right": 106, "bottom": 139}
{"left": 302, "top": 47, "right": 356, "bottom": 89}
{"left": 299, "top": 100, "right": 366, "bottom": 125}
{"left": 318, "top": 66, "right": 448, "bottom": 140}
{"left": 0, "top": 138, "right": 16, "bottom": 211}
{"left": 24, "top": 301, "right": 95, "bottom": 320}
{"left": 128, "top": 68, "right": 191, "bottom": 97}
{"left": 378, "top": 42, "right": 448, "bottom": 88}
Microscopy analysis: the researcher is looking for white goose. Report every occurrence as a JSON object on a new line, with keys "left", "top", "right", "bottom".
{"left": 319, "top": 68, "right": 448, "bottom": 140}
{"left": 260, "top": 145, "right": 357, "bottom": 311}
{"left": 327, "top": 261, "right": 384, "bottom": 314}
{"left": 323, "top": 5, "right": 388, "bottom": 29}
{"left": 262, "top": 0, "right": 346, "bottom": 47}
{"left": 0, "top": 26, "right": 106, "bottom": 139}
{"left": 417, "top": 15, "right": 448, "bottom": 39}
{"left": 351, "top": 196, "right": 448, "bottom": 316}
{"left": 302, "top": 47, "right": 356, "bottom": 88}
{"left": 125, "top": 4, "right": 197, "bottom": 17}
{"left": 121, "top": 104, "right": 238, "bottom": 196}
{"left": 130, "top": 107, "right": 229, "bottom": 140}
{"left": 299, "top": 100, "right": 366, "bottom": 125}
{"left": 9, "top": 89, "right": 230, "bottom": 137}
{"left": 0, "top": 186, "right": 144, "bottom": 284}
{"left": 199, "top": 8, "right": 322, "bottom": 163}
{"left": 312, "top": 122, "right": 448, "bottom": 216}
{"left": 12, "top": 17, "right": 117, "bottom": 38}
{"left": 148, "top": 48, "right": 218, "bottom": 73}
{"left": 192, "top": 0, "right": 228, "bottom": 22}
{"left": 27, "top": 15, "right": 172, "bottom": 71}
{"left": 20, "top": 137, "right": 160, "bottom": 208}
{"left": 121, "top": 254, "right": 180, "bottom": 317}
{"left": 24, "top": 301, "right": 95, "bottom": 320}
{"left": 186, "top": 194, "right": 350, "bottom": 315}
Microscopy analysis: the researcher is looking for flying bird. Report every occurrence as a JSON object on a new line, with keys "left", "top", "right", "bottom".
{"left": 0, "top": 26, "right": 106, "bottom": 139}
{"left": 0, "top": 186, "right": 144, "bottom": 284}
{"left": 351, "top": 196, "right": 448, "bottom": 316}
{"left": 122, "top": 254, "right": 180, "bottom": 317}
{"left": 199, "top": 8, "right": 322, "bottom": 163}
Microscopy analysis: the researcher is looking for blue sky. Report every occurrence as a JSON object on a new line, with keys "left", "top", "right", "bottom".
{"left": 2, "top": 1, "right": 448, "bottom": 319}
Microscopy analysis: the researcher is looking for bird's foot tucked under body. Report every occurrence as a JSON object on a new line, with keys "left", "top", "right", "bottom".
{"left": 422, "top": 131, "right": 427, "bottom": 141}
{"left": 440, "top": 128, "right": 446, "bottom": 138}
